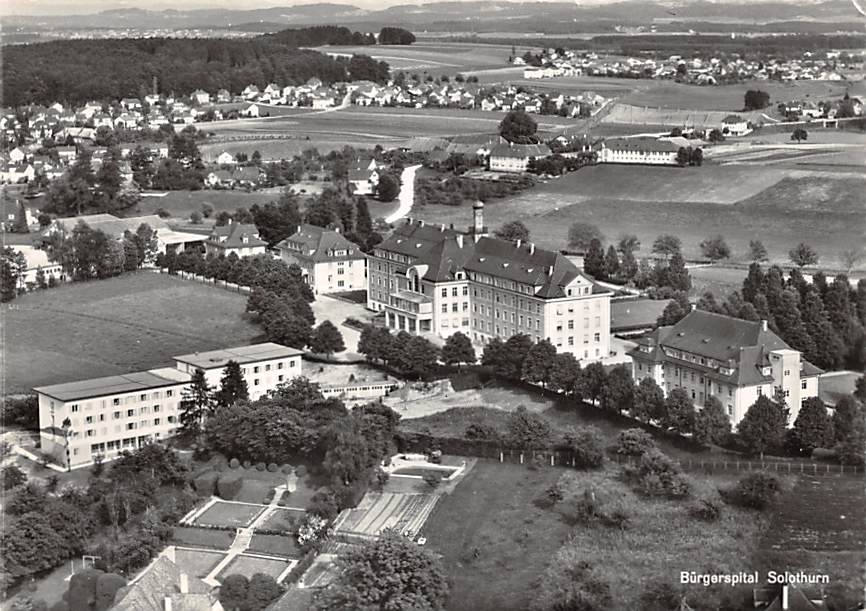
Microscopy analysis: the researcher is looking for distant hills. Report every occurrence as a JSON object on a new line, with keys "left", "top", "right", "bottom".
{"left": 3, "top": 0, "right": 860, "bottom": 32}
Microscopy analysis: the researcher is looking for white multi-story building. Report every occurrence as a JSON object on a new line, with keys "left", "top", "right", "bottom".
{"left": 35, "top": 343, "right": 303, "bottom": 468}
{"left": 597, "top": 137, "right": 680, "bottom": 165}
{"left": 628, "top": 310, "right": 822, "bottom": 427}
{"left": 276, "top": 224, "right": 367, "bottom": 295}
{"left": 488, "top": 143, "right": 552, "bottom": 173}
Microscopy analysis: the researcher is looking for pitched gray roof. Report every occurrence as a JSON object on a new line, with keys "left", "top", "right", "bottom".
{"left": 277, "top": 224, "right": 363, "bottom": 263}
{"left": 207, "top": 223, "right": 266, "bottom": 249}
{"left": 602, "top": 137, "right": 679, "bottom": 153}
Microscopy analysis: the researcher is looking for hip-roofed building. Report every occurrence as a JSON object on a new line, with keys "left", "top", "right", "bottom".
{"left": 276, "top": 224, "right": 367, "bottom": 294}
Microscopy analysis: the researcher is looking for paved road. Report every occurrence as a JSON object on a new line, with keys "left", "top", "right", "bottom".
{"left": 385, "top": 164, "right": 422, "bottom": 224}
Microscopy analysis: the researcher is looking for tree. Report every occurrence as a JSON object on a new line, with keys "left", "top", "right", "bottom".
{"left": 689, "top": 147, "right": 703, "bottom": 166}
{"left": 791, "top": 397, "right": 834, "bottom": 455}
{"left": 617, "top": 234, "right": 640, "bottom": 255}
{"left": 395, "top": 335, "right": 440, "bottom": 379}
{"left": 652, "top": 234, "right": 681, "bottom": 258}
{"left": 246, "top": 573, "right": 284, "bottom": 611}
{"left": 219, "top": 574, "right": 249, "bottom": 611}
{"left": 583, "top": 238, "right": 606, "bottom": 279}
{"left": 567, "top": 222, "right": 603, "bottom": 252}
{"left": 315, "top": 530, "right": 447, "bottom": 611}
{"left": 378, "top": 27, "right": 416, "bottom": 45}
{"left": 699, "top": 235, "right": 731, "bottom": 261}
{"left": 707, "top": 128, "right": 725, "bottom": 143}
{"left": 835, "top": 409, "right": 866, "bottom": 466}
{"left": 599, "top": 365, "right": 634, "bottom": 414}
{"left": 507, "top": 406, "right": 551, "bottom": 450}
{"left": 748, "top": 240, "right": 769, "bottom": 263}
{"left": 693, "top": 397, "right": 731, "bottom": 446}
{"left": 376, "top": 173, "right": 400, "bottom": 202}
{"left": 604, "top": 245, "right": 620, "bottom": 279}
{"left": 179, "top": 369, "right": 213, "bottom": 438}
{"left": 579, "top": 362, "right": 607, "bottom": 406}
{"left": 738, "top": 395, "right": 788, "bottom": 459}
{"left": 662, "top": 388, "right": 696, "bottom": 434}
{"left": 498, "top": 110, "right": 537, "bottom": 143}
{"left": 494, "top": 220, "right": 530, "bottom": 243}
{"left": 441, "top": 332, "right": 475, "bottom": 367}
{"left": 676, "top": 147, "right": 691, "bottom": 167}
{"left": 309, "top": 321, "right": 346, "bottom": 357}
{"left": 664, "top": 253, "right": 691, "bottom": 293}
{"left": 522, "top": 340, "right": 557, "bottom": 389}
{"left": 744, "top": 89, "right": 770, "bottom": 110}
{"left": 789, "top": 242, "right": 819, "bottom": 268}
{"left": 832, "top": 395, "right": 862, "bottom": 443}
{"left": 214, "top": 361, "right": 249, "bottom": 409}
{"left": 358, "top": 325, "right": 396, "bottom": 365}
{"left": 1, "top": 465, "right": 27, "bottom": 490}
{"left": 791, "top": 127, "right": 808, "bottom": 143}
{"left": 632, "top": 378, "right": 666, "bottom": 424}
{"left": 549, "top": 353, "right": 581, "bottom": 396}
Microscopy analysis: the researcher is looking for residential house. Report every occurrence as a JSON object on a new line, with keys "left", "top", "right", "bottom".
{"left": 35, "top": 343, "right": 301, "bottom": 469}
{"left": 204, "top": 222, "right": 267, "bottom": 258}
{"left": 276, "top": 224, "right": 367, "bottom": 294}
{"left": 488, "top": 143, "right": 551, "bottom": 173}
{"left": 216, "top": 152, "right": 236, "bottom": 166}
{"left": 12, "top": 245, "right": 65, "bottom": 289}
{"left": 628, "top": 310, "right": 822, "bottom": 427}
{"left": 216, "top": 89, "right": 232, "bottom": 103}
{"left": 120, "top": 98, "right": 142, "bottom": 111}
{"left": 721, "top": 114, "right": 750, "bottom": 137}
{"left": 242, "top": 85, "right": 260, "bottom": 100}
{"left": 192, "top": 89, "right": 211, "bottom": 105}
{"left": 348, "top": 159, "right": 380, "bottom": 195}
{"left": 205, "top": 170, "right": 234, "bottom": 188}
{"left": 113, "top": 554, "right": 222, "bottom": 611}
{"left": 597, "top": 137, "right": 680, "bottom": 165}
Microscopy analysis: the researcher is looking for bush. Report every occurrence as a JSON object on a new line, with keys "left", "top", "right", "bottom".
{"left": 628, "top": 449, "right": 690, "bottom": 499}
{"left": 242, "top": 460, "right": 252, "bottom": 469}
{"left": 307, "top": 490, "right": 339, "bottom": 520}
{"left": 615, "top": 428, "right": 657, "bottom": 457}
{"left": 811, "top": 447, "right": 837, "bottom": 461}
{"left": 569, "top": 427, "right": 605, "bottom": 469}
{"left": 281, "top": 464, "right": 293, "bottom": 474}
{"left": 217, "top": 474, "right": 243, "bottom": 500}
{"left": 295, "top": 465, "right": 307, "bottom": 478}
{"left": 255, "top": 462, "right": 265, "bottom": 472}
{"left": 465, "top": 422, "right": 500, "bottom": 441}
{"left": 229, "top": 458, "right": 240, "bottom": 469}
{"left": 193, "top": 471, "right": 219, "bottom": 496}
{"left": 690, "top": 498, "right": 722, "bottom": 522}
{"left": 267, "top": 463, "right": 278, "bottom": 472}
{"left": 720, "top": 472, "right": 780, "bottom": 510}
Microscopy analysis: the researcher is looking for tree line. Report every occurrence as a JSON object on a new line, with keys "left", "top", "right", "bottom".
{"left": 2, "top": 35, "right": 390, "bottom": 107}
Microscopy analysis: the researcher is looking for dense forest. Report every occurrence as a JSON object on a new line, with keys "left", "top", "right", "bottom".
{"left": 1, "top": 27, "right": 391, "bottom": 107}
{"left": 263, "top": 25, "right": 375, "bottom": 46}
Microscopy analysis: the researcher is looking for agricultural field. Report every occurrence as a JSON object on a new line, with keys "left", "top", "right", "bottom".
{"left": 407, "top": 165, "right": 866, "bottom": 271}
{"left": 421, "top": 459, "right": 764, "bottom": 611}
{"left": 313, "top": 42, "right": 523, "bottom": 73}
{"left": 193, "top": 501, "right": 264, "bottom": 528}
{"left": 131, "top": 189, "right": 279, "bottom": 220}
{"left": 3, "top": 272, "right": 259, "bottom": 393}
{"left": 335, "top": 492, "right": 440, "bottom": 539}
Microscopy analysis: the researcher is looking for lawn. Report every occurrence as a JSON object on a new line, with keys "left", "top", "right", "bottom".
{"left": 131, "top": 189, "right": 278, "bottom": 219}
{"left": 258, "top": 508, "right": 307, "bottom": 533}
{"left": 173, "top": 526, "right": 235, "bottom": 549}
{"left": 194, "top": 501, "right": 265, "bottom": 528}
{"left": 172, "top": 548, "right": 227, "bottom": 578}
{"left": 247, "top": 533, "right": 303, "bottom": 558}
{"left": 313, "top": 42, "right": 522, "bottom": 72}
{"left": 407, "top": 166, "right": 866, "bottom": 271}
{"left": 220, "top": 554, "right": 292, "bottom": 581}
{"left": 392, "top": 466, "right": 458, "bottom": 478}
{"left": 4, "top": 272, "right": 259, "bottom": 393}
{"left": 422, "top": 459, "right": 768, "bottom": 611}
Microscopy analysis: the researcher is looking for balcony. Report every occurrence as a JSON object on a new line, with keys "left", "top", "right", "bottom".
{"left": 388, "top": 290, "right": 433, "bottom": 316}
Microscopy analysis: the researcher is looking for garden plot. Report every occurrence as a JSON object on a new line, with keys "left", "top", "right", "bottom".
{"left": 257, "top": 507, "right": 307, "bottom": 533}
{"left": 193, "top": 501, "right": 265, "bottom": 528}
{"left": 219, "top": 554, "right": 294, "bottom": 582}
{"left": 172, "top": 548, "right": 227, "bottom": 578}
{"left": 334, "top": 493, "right": 439, "bottom": 539}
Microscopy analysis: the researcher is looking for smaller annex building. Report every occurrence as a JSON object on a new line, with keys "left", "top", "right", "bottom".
{"left": 276, "top": 224, "right": 367, "bottom": 295}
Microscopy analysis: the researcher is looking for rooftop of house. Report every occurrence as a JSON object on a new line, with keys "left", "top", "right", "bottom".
{"left": 207, "top": 222, "right": 266, "bottom": 249}
{"left": 601, "top": 137, "right": 680, "bottom": 153}
{"left": 276, "top": 224, "right": 363, "bottom": 263}
{"left": 376, "top": 219, "right": 465, "bottom": 260}
{"left": 113, "top": 555, "right": 215, "bottom": 611}
{"left": 52, "top": 214, "right": 171, "bottom": 238}
{"left": 489, "top": 143, "right": 552, "bottom": 158}
{"left": 173, "top": 342, "right": 303, "bottom": 371}
{"left": 34, "top": 367, "right": 191, "bottom": 402}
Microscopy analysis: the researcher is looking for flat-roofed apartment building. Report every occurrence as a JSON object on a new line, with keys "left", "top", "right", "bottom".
{"left": 367, "top": 202, "right": 612, "bottom": 358}
{"left": 628, "top": 310, "right": 822, "bottom": 427}
{"left": 34, "top": 343, "right": 303, "bottom": 468}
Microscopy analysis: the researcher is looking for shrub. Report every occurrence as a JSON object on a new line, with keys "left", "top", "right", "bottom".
{"left": 465, "top": 422, "right": 500, "bottom": 441}
{"left": 811, "top": 447, "right": 837, "bottom": 461}
{"left": 565, "top": 488, "right": 630, "bottom": 530}
{"left": 615, "top": 428, "right": 657, "bottom": 457}
{"left": 229, "top": 458, "right": 240, "bottom": 469}
{"left": 720, "top": 472, "right": 781, "bottom": 510}
{"left": 690, "top": 498, "right": 722, "bottom": 522}
{"left": 569, "top": 426, "right": 605, "bottom": 469}
{"left": 193, "top": 471, "right": 219, "bottom": 496}
{"left": 255, "top": 462, "right": 265, "bottom": 472}
{"left": 307, "top": 490, "right": 339, "bottom": 520}
{"left": 629, "top": 449, "right": 690, "bottom": 499}
{"left": 217, "top": 474, "right": 243, "bottom": 500}
{"left": 295, "top": 465, "right": 307, "bottom": 478}
{"left": 242, "top": 460, "right": 252, "bottom": 469}
{"left": 267, "top": 463, "right": 278, "bottom": 472}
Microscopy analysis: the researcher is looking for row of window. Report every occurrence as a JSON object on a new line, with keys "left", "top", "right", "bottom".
{"left": 67, "top": 389, "right": 177, "bottom": 412}
{"left": 83, "top": 415, "right": 177, "bottom": 437}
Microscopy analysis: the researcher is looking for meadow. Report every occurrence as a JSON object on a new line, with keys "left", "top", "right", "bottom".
{"left": 131, "top": 189, "right": 279, "bottom": 219}
{"left": 3, "top": 272, "right": 259, "bottom": 393}
{"left": 406, "top": 164, "right": 866, "bottom": 271}
{"left": 421, "top": 459, "right": 765, "bottom": 611}
{"left": 313, "top": 42, "right": 523, "bottom": 73}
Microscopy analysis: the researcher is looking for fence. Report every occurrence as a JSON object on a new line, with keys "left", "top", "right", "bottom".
{"left": 159, "top": 269, "right": 252, "bottom": 294}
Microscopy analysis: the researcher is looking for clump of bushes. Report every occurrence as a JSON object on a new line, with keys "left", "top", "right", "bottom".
{"left": 255, "top": 462, "right": 265, "bottom": 472}
{"left": 689, "top": 497, "right": 722, "bottom": 522}
{"left": 615, "top": 428, "right": 657, "bottom": 457}
{"left": 720, "top": 472, "right": 781, "bottom": 510}
{"left": 565, "top": 426, "right": 605, "bottom": 469}
{"left": 566, "top": 488, "right": 630, "bottom": 530}
{"left": 465, "top": 422, "right": 500, "bottom": 441}
{"left": 625, "top": 448, "right": 690, "bottom": 499}
{"left": 307, "top": 490, "right": 339, "bottom": 520}
{"left": 295, "top": 465, "right": 307, "bottom": 478}
{"left": 229, "top": 458, "right": 240, "bottom": 469}
{"left": 217, "top": 474, "right": 243, "bottom": 500}
{"left": 242, "top": 460, "right": 252, "bottom": 469}
{"left": 193, "top": 471, "right": 219, "bottom": 496}
{"left": 267, "top": 463, "right": 278, "bottom": 472}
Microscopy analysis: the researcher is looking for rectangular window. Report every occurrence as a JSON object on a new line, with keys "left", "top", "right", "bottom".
{"left": 452, "top": 303, "right": 458, "bottom": 312}
{"left": 278, "top": 375, "right": 284, "bottom": 382}
{"left": 127, "top": 409, "right": 135, "bottom": 417}
{"left": 278, "top": 362, "right": 284, "bottom": 370}
{"left": 140, "top": 394, "right": 147, "bottom": 401}
{"left": 85, "top": 416, "right": 93, "bottom": 424}
{"left": 463, "top": 286, "right": 468, "bottom": 296}
{"left": 441, "top": 288, "right": 447, "bottom": 297}
{"left": 801, "top": 380, "right": 807, "bottom": 390}
{"left": 166, "top": 390, "right": 173, "bottom": 397}
{"left": 442, "top": 304, "right": 448, "bottom": 313}
{"left": 253, "top": 366, "right": 260, "bottom": 374}
{"left": 71, "top": 404, "right": 80, "bottom": 412}
{"left": 265, "top": 364, "right": 271, "bottom": 371}
{"left": 254, "top": 379, "right": 260, "bottom": 386}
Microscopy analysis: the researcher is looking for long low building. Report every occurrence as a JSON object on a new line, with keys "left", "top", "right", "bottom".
{"left": 34, "top": 342, "right": 303, "bottom": 469}
{"left": 597, "top": 137, "right": 680, "bottom": 165}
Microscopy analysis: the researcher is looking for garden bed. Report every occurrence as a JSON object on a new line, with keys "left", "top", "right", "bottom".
{"left": 247, "top": 533, "right": 304, "bottom": 559}
{"left": 194, "top": 501, "right": 264, "bottom": 528}
{"left": 173, "top": 548, "right": 227, "bottom": 578}
{"left": 173, "top": 526, "right": 235, "bottom": 550}
{"left": 392, "top": 467, "right": 458, "bottom": 479}
{"left": 220, "top": 554, "right": 292, "bottom": 582}
{"left": 257, "top": 508, "right": 307, "bottom": 533}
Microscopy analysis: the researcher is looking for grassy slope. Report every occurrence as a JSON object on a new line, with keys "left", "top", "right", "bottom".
{"left": 4, "top": 272, "right": 259, "bottom": 393}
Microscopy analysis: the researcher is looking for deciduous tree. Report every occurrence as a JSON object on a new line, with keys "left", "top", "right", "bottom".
{"left": 441, "top": 331, "right": 475, "bottom": 367}
{"left": 693, "top": 397, "right": 731, "bottom": 446}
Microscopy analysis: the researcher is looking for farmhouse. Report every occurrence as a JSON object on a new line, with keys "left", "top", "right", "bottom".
{"left": 367, "top": 202, "right": 612, "bottom": 359}
{"left": 204, "top": 222, "right": 267, "bottom": 258}
{"left": 721, "top": 114, "right": 751, "bottom": 137}
{"left": 35, "top": 343, "right": 303, "bottom": 468}
{"left": 276, "top": 224, "right": 367, "bottom": 295}
{"left": 488, "top": 143, "right": 551, "bottom": 173}
{"left": 597, "top": 137, "right": 679, "bottom": 165}
{"left": 628, "top": 310, "right": 822, "bottom": 427}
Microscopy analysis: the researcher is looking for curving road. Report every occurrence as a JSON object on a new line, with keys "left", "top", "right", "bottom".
{"left": 385, "top": 164, "right": 422, "bottom": 224}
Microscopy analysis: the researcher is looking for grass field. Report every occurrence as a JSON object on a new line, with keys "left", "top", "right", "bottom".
{"left": 221, "top": 554, "right": 292, "bottom": 581}
{"left": 407, "top": 165, "right": 866, "bottom": 271}
{"left": 313, "top": 42, "right": 524, "bottom": 73}
{"left": 421, "top": 460, "right": 763, "bottom": 611}
{"left": 3, "top": 272, "right": 259, "bottom": 394}
{"left": 173, "top": 548, "right": 226, "bottom": 578}
{"left": 258, "top": 508, "right": 307, "bottom": 533}
{"left": 247, "top": 533, "right": 303, "bottom": 559}
{"left": 131, "top": 189, "right": 279, "bottom": 220}
{"left": 194, "top": 501, "right": 264, "bottom": 528}
{"left": 173, "top": 526, "right": 235, "bottom": 549}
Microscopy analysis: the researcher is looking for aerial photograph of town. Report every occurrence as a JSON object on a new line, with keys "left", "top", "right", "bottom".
{"left": 0, "top": 0, "right": 864, "bottom": 609}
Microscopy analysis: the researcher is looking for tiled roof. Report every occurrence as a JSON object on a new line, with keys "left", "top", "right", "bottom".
{"left": 377, "top": 219, "right": 464, "bottom": 260}
{"left": 489, "top": 143, "right": 552, "bottom": 158}
{"left": 602, "top": 137, "right": 680, "bottom": 153}
{"left": 207, "top": 223, "right": 266, "bottom": 249}
{"left": 277, "top": 224, "right": 363, "bottom": 263}
{"left": 113, "top": 556, "right": 214, "bottom": 611}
